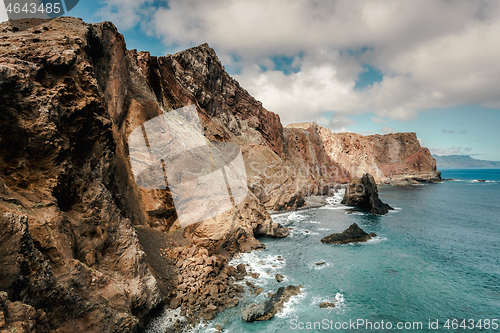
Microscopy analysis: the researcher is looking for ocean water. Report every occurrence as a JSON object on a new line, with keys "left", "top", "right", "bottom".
{"left": 186, "top": 169, "right": 500, "bottom": 333}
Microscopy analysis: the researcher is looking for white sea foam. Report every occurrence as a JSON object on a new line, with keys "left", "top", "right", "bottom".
{"left": 311, "top": 292, "right": 346, "bottom": 313}
{"left": 319, "top": 205, "right": 346, "bottom": 210}
{"left": 318, "top": 189, "right": 347, "bottom": 211}
{"left": 302, "top": 220, "right": 321, "bottom": 224}
{"left": 185, "top": 320, "right": 221, "bottom": 333}
{"left": 389, "top": 207, "right": 401, "bottom": 213}
{"left": 287, "top": 212, "right": 306, "bottom": 222}
{"left": 275, "top": 290, "right": 306, "bottom": 318}
{"left": 345, "top": 211, "right": 365, "bottom": 216}
{"left": 365, "top": 236, "right": 388, "bottom": 244}
{"left": 470, "top": 179, "right": 495, "bottom": 183}
{"left": 145, "top": 308, "right": 185, "bottom": 333}
{"left": 229, "top": 252, "right": 285, "bottom": 284}
{"left": 288, "top": 228, "right": 319, "bottom": 237}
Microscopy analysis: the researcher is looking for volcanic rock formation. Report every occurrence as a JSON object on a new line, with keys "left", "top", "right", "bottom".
{"left": 319, "top": 129, "right": 442, "bottom": 185}
{"left": 341, "top": 173, "right": 394, "bottom": 215}
{"left": 241, "top": 285, "right": 302, "bottom": 322}
{"left": 321, "top": 223, "right": 376, "bottom": 244}
{"left": 286, "top": 123, "right": 441, "bottom": 185}
{"left": 0, "top": 16, "right": 441, "bottom": 331}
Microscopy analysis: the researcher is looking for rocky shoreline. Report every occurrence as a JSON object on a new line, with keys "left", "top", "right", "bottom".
{"left": 0, "top": 17, "right": 441, "bottom": 332}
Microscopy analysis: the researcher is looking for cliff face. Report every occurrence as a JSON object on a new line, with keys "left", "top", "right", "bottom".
{"left": 0, "top": 18, "right": 162, "bottom": 332}
{"left": 0, "top": 17, "right": 289, "bottom": 331}
{"left": 317, "top": 127, "right": 441, "bottom": 184}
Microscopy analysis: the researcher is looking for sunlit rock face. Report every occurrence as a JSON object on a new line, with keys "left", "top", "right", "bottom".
{"left": 316, "top": 128, "right": 441, "bottom": 185}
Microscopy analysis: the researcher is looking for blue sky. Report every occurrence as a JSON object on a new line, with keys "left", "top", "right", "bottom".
{"left": 2, "top": 0, "right": 499, "bottom": 161}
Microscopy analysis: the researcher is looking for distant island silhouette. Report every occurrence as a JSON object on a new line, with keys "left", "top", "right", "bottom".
{"left": 433, "top": 155, "right": 500, "bottom": 168}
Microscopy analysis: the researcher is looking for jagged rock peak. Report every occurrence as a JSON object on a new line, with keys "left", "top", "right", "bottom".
{"left": 341, "top": 173, "right": 394, "bottom": 215}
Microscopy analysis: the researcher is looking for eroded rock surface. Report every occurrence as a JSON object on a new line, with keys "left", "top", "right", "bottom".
{"left": 0, "top": 17, "right": 287, "bottom": 331}
{"left": 316, "top": 126, "right": 441, "bottom": 185}
{"left": 0, "top": 16, "right": 440, "bottom": 331}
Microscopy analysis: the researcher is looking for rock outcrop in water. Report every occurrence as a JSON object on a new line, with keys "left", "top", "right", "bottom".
{"left": 241, "top": 285, "right": 302, "bottom": 322}
{"left": 341, "top": 173, "right": 394, "bottom": 215}
{"left": 321, "top": 223, "right": 376, "bottom": 244}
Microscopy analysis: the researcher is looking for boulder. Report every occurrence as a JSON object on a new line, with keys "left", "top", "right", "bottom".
{"left": 254, "top": 288, "right": 264, "bottom": 295}
{"left": 200, "top": 304, "right": 218, "bottom": 320}
{"left": 341, "top": 173, "right": 393, "bottom": 215}
{"left": 321, "top": 223, "right": 376, "bottom": 244}
{"left": 241, "top": 285, "right": 302, "bottom": 322}
{"left": 320, "top": 302, "right": 336, "bottom": 308}
{"left": 241, "top": 300, "right": 275, "bottom": 322}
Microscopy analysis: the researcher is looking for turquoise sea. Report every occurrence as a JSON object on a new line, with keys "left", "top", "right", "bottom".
{"left": 185, "top": 169, "right": 500, "bottom": 332}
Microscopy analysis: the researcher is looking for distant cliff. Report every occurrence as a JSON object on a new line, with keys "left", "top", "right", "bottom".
{"left": 433, "top": 155, "right": 500, "bottom": 168}
{"left": 288, "top": 123, "right": 441, "bottom": 185}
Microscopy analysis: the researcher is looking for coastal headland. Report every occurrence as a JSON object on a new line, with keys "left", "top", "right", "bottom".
{"left": 0, "top": 17, "right": 440, "bottom": 331}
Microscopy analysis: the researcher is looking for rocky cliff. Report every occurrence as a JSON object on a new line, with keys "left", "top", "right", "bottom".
{"left": 0, "top": 17, "right": 440, "bottom": 332}
{"left": 0, "top": 17, "right": 292, "bottom": 331}
{"left": 288, "top": 123, "right": 440, "bottom": 185}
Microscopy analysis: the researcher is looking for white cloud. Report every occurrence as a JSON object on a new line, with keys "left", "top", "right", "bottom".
{"left": 95, "top": 0, "right": 500, "bottom": 124}
{"left": 380, "top": 126, "right": 398, "bottom": 134}
{"left": 328, "top": 114, "right": 356, "bottom": 132}
{"left": 417, "top": 137, "right": 426, "bottom": 147}
{"left": 233, "top": 54, "right": 362, "bottom": 125}
{"left": 372, "top": 116, "right": 388, "bottom": 124}
{"left": 95, "top": 0, "right": 153, "bottom": 31}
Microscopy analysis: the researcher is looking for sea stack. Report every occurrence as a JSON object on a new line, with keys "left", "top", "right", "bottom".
{"left": 321, "top": 223, "right": 376, "bottom": 244}
{"left": 341, "top": 173, "right": 393, "bottom": 215}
